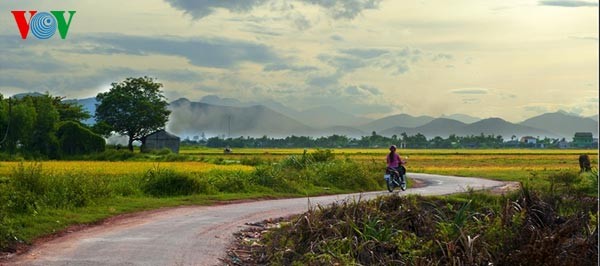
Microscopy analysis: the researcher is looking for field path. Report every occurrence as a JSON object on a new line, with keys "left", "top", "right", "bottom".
{"left": 8, "top": 173, "right": 505, "bottom": 266}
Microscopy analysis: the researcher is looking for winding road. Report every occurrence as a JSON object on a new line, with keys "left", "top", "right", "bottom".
{"left": 7, "top": 173, "right": 505, "bottom": 266}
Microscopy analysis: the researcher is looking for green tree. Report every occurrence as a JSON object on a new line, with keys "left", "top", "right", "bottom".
{"left": 28, "top": 95, "right": 60, "bottom": 157}
{"left": 52, "top": 96, "right": 91, "bottom": 123}
{"left": 95, "top": 76, "right": 171, "bottom": 151}
{"left": 5, "top": 99, "right": 36, "bottom": 154}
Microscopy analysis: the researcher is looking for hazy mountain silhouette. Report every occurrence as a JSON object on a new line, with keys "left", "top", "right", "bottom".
{"left": 465, "top": 118, "right": 553, "bottom": 138}
{"left": 168, "top": 98, "right": 314, "bottom": 137}
{"left": 380, "top": 118, "right": 466, "bottom": 138}
{"left": 12, "top": 92, "right": 45, "bottom": 99}
{"left": 440, "top": 114, "right": 481, "bottom": 124}
{"left": 63, "top": 97, "right": 97, "bottom": 125}
{"left": 298, "top": 106, "right": 372, "bottom": 128}
{"left": 319, "top": 126, "right": 366, "bottom": 138}
{"left": 380, "top": 117, "right": 553, "bottom": 138}
{"left": 520, "top": 111, "right": 598, "bottom": 137}
{"left": 361, "top": 114, "right": 435, "bottom": 132}
{"left": 199, "top": 95, "right": 371, "bottom": 128}
{"left": 40, "top": 94, "right": 598, "bottom": 139}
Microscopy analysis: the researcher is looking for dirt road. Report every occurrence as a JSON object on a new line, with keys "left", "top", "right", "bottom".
{"left": 7, "top": 173, "right": 505, "bottom": 266}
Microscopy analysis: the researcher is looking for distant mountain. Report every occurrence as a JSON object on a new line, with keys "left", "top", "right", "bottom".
{"left": 297, "top": 106, "right": 372, "bottom": 128}
{"left": 361, "top": 114, "right": 435, "bottom": 132}
{"left": 380, "top": 118, "right": 466, "bottom": 138}
{"left": 12, "top": 92, "right": 45, "bottom": 99}
{"left": 199, "top": 95, "right": 371, "bottom": 128}
{"left": 10, "top": 92, "right": 597, "bottom": 139}
{"left": 167, "top": 98, "right": 314, "bottom": 137}
{"left": 520, "top": 112, "right": 598, "bottom": 137}
{"left": 466, "top": 118, "right": 553, "bottom": 138}
{"left": 319, "top": 126, "right": 366, "bottom": 138}
{"left": 440, "top": 114, "right": 481, "bottom": 124}
{"left": 380, "top": 117, "right": 553, "bottom": 138}
{"left": 64, "top": 97, "right": 97, "bottom": 125}
{"left": 199, "top": 95, "right": 245, "bottom": 107}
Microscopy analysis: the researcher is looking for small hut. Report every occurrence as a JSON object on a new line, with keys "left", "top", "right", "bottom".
{"left": 142, "top": 130, "right": 180, "bottom": 153}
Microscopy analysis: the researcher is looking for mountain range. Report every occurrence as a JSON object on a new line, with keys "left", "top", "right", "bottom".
{"left": 8, "top": 93, "right": 598, "bottom": 139}
{"left": 165, "top": 97, "right": 598, "bottom": 139}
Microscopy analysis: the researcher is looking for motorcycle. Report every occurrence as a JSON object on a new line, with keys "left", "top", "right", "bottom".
{"left": 384, "top": 158, "right": 407, "bottom": 192}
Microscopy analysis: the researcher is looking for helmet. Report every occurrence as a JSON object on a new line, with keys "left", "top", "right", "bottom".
{"left": 389, "top": 145, "right": 397, "bottom": 151}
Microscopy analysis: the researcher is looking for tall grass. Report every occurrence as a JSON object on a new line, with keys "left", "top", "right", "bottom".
{"left": 258, "top": 188, "right": 597, "bottom": 265}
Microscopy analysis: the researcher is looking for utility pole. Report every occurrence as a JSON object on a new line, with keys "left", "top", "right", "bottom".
{"left": 228, "top": 115, "right": 231, "bottom": 138}
{"left": 0, "top": 97, "right": 11, "bottom": 146}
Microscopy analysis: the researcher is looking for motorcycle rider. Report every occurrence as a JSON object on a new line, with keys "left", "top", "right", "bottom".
{"left": 386, "top": 145, "right": 406, "bottom": 184}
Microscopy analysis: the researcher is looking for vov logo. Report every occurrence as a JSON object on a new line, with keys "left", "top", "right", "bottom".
{"left": 11, "top": 11, "right": 76, "bottom": 40}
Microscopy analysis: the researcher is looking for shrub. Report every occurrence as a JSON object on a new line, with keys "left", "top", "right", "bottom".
{"left": 208, "top": 170, "right": 253, "bottom": 193}
{"left": 240, "top": 156, "right": 267, "bottom": 166}
{"left": 142, "top": 168, "right": 203, "bottom": 197}
{"left": 56, "top": 121, "right": 106, "bottom": 156}
{"left": 311, "top": 149, "right": 335, "bottom": 162}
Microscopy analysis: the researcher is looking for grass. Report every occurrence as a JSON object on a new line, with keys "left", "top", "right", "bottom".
{"left": 1, "top": 148, "right": 598, "bottom": 254}
{"left": 0, "top": 151, "right": 382, "bottom": 251}
{"left": 251, "top": 188, "right": 597, "bottom": 265}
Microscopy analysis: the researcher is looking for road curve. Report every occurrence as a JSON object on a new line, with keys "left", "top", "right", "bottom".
{"left": 7, "top": 173, "right": 504, "bottom": 266}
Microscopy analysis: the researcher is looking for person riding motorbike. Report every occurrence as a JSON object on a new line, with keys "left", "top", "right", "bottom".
{"left": 386, "top": 145, "right": 406, "bottom": 185}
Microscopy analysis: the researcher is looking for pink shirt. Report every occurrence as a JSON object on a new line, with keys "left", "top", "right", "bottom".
{"left": 387, "top": 153, "right": 401, "bottom": 168}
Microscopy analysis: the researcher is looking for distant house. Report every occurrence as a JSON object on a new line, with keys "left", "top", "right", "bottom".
{"left": 520, "top": 136, "right": 537, "bottom": 145}
{"left": 142, "top": 130, "right": 180, "bottom": 153}
{"left": 555, "top": 138, "right": 569, "bottom": 149}
{"left": 572, "top": 132, "right": 594, "bottom": 148}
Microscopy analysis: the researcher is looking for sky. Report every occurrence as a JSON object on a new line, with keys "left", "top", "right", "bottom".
{"left": 0, "top": 0, "right": 598, "bottom": 122}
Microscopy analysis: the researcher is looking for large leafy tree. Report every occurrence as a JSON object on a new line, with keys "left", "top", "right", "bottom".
{"left": 95, "top": 76, "right": 171, "bottom": 151}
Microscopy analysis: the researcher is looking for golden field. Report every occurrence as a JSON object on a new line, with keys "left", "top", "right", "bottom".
{"left": 0, "top": 161, "right": 253, "bottom": 176}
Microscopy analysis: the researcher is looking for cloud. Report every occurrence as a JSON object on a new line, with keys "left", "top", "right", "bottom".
{"left": 263, "top": 63, "right": 319, "bottom": 72}
{"left": 345, "top": 84, "right": 381, "bottom": 96}
{"left": 462, "top": 98, "right": 480, "bottom": 104}
{"left": 307, "top": 73, "right": 342, "bottom": 87}
{"left": 339, "top": 48, "right": 389, "bottom": 59}
{"left": 298, "top": 0, "right": 382, "bottom": 19}
{"left": 0, "top": 50, "right": 78, "bottom": 73}
{"left": 86, "top": 34, "right": 280, "bottom": 69}
{"left": 164, "top": 0, "right": 382, "bottom": 20}
{"left": 330, "top": 35, "right": 344, "bottom": 41}
{"left": 432, "top": 53, "right": 453, "bottom": 61}
{"left": 539, "top": 0, "right": 598, "bottom": 7}
{"left": 164, "top": 0, "right": 267, "bottom": 19}
{"left": 319, "top": 54, "right": 367, "bottom": 72}
{"left": 450, "top": 88, "right": 490, "bottom": 95}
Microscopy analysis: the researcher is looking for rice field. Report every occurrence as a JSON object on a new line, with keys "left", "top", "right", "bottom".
{"left": 0, "top": 161, "right": 253, "bottom": 176}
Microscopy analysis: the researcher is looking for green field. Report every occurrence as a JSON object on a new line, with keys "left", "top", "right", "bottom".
{"left": 1, "top": 148, "right": 597, "bottom": 253}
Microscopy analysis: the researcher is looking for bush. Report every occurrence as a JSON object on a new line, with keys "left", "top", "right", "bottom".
{"left": 252, "top": 166, "right": 298, "bottom": 193}
{"left": 311, "top": 149, "right": 335, "bottom": 162}
{"left": 56, "top": 121, "right": 106, "bottom": 156}
{"left": 88, "top": 149, "right": 137, "bottom": 161}
{"left": 208, "top": 170, "right": 253, "bottom": 193}
{"left": 240, "top": 156, "right": 267, "bottom": 166}
{"left": 142, "top": 168, "right": 203, "bottom": 197}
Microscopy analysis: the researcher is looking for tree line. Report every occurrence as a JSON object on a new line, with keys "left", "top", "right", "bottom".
{"left": 183, "top": 131, "right": 563, "bottom": 149}
{"left": 0, "top": 94, "right": 104, "bottom": 158}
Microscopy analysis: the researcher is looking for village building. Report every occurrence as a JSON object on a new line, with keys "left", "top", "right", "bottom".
{"left": 520, "top": 136, "right": 537, "bottom": 145}
{"left": 572, "top": 132, "right": 594, "bottom": 148}
{"left": 141, "top": 130, "right": 181, "bottom": 153}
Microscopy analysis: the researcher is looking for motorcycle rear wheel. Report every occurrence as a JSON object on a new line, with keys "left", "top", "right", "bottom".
{"left": 386, "top": 178, "right": 394, "bottom": 192}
